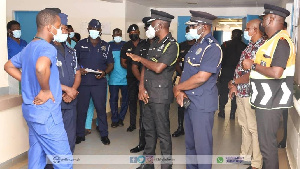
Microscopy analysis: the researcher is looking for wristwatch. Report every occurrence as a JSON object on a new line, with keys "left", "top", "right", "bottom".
{"left": 231, "top": 79, "right": 236, "bottom": 85}
{"left": 251, "top": 63, "right": 257, "bottom": 70}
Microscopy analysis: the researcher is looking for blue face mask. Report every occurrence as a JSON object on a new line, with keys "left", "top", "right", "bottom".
{"left": 244, "top": 31, "right": 252, "bottom": 41}
{"left": 12, "top": 30, "right": 21, "bottom": 38}
{"left": 114, "top": 36, "right": 122, "bottom": 43}
{"left": 89, "top": 30, "right": 100, "bottom": 39}
{"left": 189, "top": 29, "right": 200, "bottom": 40}
{"left": 185, "top": 32, "right": 194, "bottom": 41}
{"left": 69, "top": 32, "right": 75, "bottom": 38}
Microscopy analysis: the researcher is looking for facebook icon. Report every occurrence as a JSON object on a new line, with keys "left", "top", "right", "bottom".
{"left": 130, "top": 157, "right": 137, "bottom": 163}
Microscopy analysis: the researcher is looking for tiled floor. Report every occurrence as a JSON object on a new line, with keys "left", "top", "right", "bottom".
{"left": 8, "top": 101, "right": 289, "bottom": 169}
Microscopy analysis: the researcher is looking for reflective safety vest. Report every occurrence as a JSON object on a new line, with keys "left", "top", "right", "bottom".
{"left": 249, "top": 30, "right": 295, "bottom": 110}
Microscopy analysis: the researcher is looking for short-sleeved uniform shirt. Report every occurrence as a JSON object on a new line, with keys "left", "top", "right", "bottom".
{"left": 181, "top": 33, "right": 222, "bottom": 112}
{"left": 10, "top": 40, "right": 62, "bottom": 124}
{"left": 7, "top": 37, "right": 27, "bottom": 59}
{"left": 178, "top": 40, "right": 194, "bottom": 71}
{"left": 144, "top": 33, "right": 179, "bottom": 104}
{"left": 74, "top": 38, "right": 114, "bottom": 86}
{"left": 121, "top": 39, "right": 145, "bottom": 80}
{"left": 53, "top": 42, "right": 79, "bottom": 109}
{"left": 132, "top": 39, "right": 151, "bottom": 72}
{"left": 108, "top": 41, "right": 127, "bottom": 85}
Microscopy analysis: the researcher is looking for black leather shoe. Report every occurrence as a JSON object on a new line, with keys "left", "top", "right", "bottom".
{"left": 118, "top": 120, "right": 124, "bottom": 126}
{"left": 230, "top": 113, "right": 235, "bottom": 119}
{"left": 127, "top": 125, "right": 136, "bottom": 132}
{"left": 172, "top": 128, "right": 185, "bottom": 137}
{"left": 111, "top": 122, "right": 119, "bottom": 128}
{"left": 130, "top": 145, "right": 145, "bottom": 153}
{"left": 278, "top": 141, "right": 286, "bottom": 148}
{"left": 218, "top": 111, "right": 225, "bottom": 118}
{"left": 101, "top": 136, "right": 110, "bottom": 145}
{"left": 75, "top": 136, "right": 85, "bottom": 144}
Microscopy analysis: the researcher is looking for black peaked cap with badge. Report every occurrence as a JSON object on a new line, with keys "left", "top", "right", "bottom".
{"left": 89, "top": 19, "right": 101, "bottom": 28}
{"left": 127, "top": 24, "right": 139, "bottom": 33}
{"left": 148, "top": 9, "right": 174, "bottom": 23}
{"left": 189, "top": 10, "right": 217, "bottom": 25}
{"left": 142, "top": 17, "right": 152, "bottom": 27}
{"left": 262, "top": 4, "right": 290, "bottom": 18}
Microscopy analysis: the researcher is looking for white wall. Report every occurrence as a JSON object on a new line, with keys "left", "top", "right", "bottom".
{"left": 6, "top": 0, "right": 126, "bottom": 42}
{"left": 155, "top": 7, "right": 265, "bottom": 40}
{"left": 1, "top": 0, "right": 8, "bottom": 88}
{"left": 125, "top": 1, "right": 151, "bottom": 40}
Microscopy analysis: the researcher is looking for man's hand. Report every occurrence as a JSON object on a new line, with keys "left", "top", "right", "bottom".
{"left": 95, "top": 69, "right": 105, "bottom": 79}
{"left": 228, "top": 80, "right": 235, "bottom": 89}
{"left": 229, "top": 86, "right": 238, "bottom": 100}
{"left": 242, "top": 59, "right": 254, "bottom": 70}
{"left": 65, "top": 87, "right": 79, "bottom": 100}
{"left": 176, "top": 91, "right": 188, "bottom": 107}
{"left": 80, "top": 68, "right": 88, "bottom": 75}
{"left": 138, "top": 87, "right": 149, "bottom": 104}
{"left": 126, "top": 53, "right": 141, "bottom": 62}
{"left": 173, "top": 85, "right": 181, "bottom": 98}
{"left": 62, "top": 93, "right": 73, "bottom": 103}
{"left": 33, "top": 90, "right": 55, "bottom": 105}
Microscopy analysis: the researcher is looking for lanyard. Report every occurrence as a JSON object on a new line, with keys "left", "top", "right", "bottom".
{"left": 34, "top": 36, "right": 46, "bottom": 41}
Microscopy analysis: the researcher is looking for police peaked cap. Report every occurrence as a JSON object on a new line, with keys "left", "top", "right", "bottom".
{"left": 148, "top": 9, "right": 174, "bottom": 23}
{"left": 262, "top": 4, "right": 290, "bottom": 18}
{"left": 89, "top": 19, "right": 101, "bottom": 28}
{"left": 59, "top": 13, "right": 68, "bottom": 25}
{"left": 189, "top": 10, "right": 217, "bottom": 25}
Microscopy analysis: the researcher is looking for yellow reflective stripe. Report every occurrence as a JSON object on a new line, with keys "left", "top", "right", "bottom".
{"left": 170, "top": 42, "right": 179, "bottom": 66}
{"left": 163, "top": 42, "right": 171, "bottom": 54}
{"left": 151, "top": 58, "right": 158, "bottom": 62}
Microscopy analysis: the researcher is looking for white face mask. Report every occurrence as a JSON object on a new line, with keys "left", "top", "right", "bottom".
{"left": 51, "top": 25, "right": 62, "bottom": 42}
{"left": 189, "top": 29, "right": 200, "bottom": 40}
{"left": 55, "top": 33, "right": 68, "bottom": 42}
{"left": 12, "top": 30, "right": 21, "bottom": 38}
{"left": 113, "top": 36, "right": 122, "bottom": 43}
{"left": 69, "top": 32, "right": 75, "bottom": 38}
{"left": 146, "top": 24, "right": 159, "bottom": 39}
{"left": 244, "top": 31, "right": 252, "bottom": 41}
{"left": 89, "top": 30, "right": 100, "bottom": 39}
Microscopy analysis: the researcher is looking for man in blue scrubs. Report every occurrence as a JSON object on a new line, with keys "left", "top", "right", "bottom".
{"left": 108, "top": 28, "right": 128, "bottom": 128}
{"left": 7, "top": 20, "right": 27, "bottom": 59}
{"left": 52, "top": 13, "right": 81, "bottom": 153}
{"left": 173, "top": 11, "right": 222, "bottom": 169}
{"left": 75, "top": 19, "right": 114, "bottom": 145}
{"left": 4, "top": 9, "right": 72, "bottom": 169}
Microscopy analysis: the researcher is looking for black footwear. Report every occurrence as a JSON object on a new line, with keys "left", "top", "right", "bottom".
{"left": 278, "top": 141, "right": 286, "bottom": 148}
{"left": 111, "top": 122, "right": 119, "bottom": 128}
{"left": 218, "top": 111, "right": 225, "bottom": 118}
{"left": 101, "top": 136, "right": 110, "bottom": 145}
{"left": 230, "top": 113, "right": 235, "bottom": 119}
{"left": 96, "top": 126, "right": 100, "bottom": 132}
{"left": 127, "top": 125, "right": 136, "bottom": 132}
{"left": 172, "top": 128, "right": 185, "bottom": 137}
{"left": 118, "top": 120, "right": 124, "bottom": 126}
{"left": 75, "top": 136, "right": 85, "bottom": 144}
{"left": 85, "top": 129, "right": 91, "bottom": 136}
{"left": 130, "top": 145, "right": 145, "bottom": 153}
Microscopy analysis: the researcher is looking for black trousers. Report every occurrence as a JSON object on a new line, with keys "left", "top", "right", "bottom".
{"left": 128, "top": 78, "right": 139, "bottom": 127}
{"left": 218, "top": 77, "right": 237, "bottom": 113}
{"left": 256, "top": 108, "right": 282, "bottom": 169}
{"left": 143, "top": 103, "right": 172, "bottom": 169}
{"left": 138, "top": 100, "right": 146, "bottom": 146}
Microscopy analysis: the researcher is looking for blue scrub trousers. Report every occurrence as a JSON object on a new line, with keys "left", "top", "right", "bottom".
{"left": 27, "top": 114, "right": 72, "bottom": 169}
{"left": 185, "top": 108, "right": 214, "bottom": 169}
{"left": 77, "top": 85, "right": 108, "bottom": 137}
{"left": 109, "top": 85, "right": 128, "bottom": 123}
{"left": 62, "top": 106, "right": 77, "bottom": 153}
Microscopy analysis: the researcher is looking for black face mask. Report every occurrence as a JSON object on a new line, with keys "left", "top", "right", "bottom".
{"left": 259, "top": 22, "right": 265, "bottom": 34}
{"left": 129, "top": 34, "right": 139, "bottom": 41}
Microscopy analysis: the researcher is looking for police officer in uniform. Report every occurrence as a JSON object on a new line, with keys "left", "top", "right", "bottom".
{"left": 172, "top": 26, "right": 195, "bottom": 137}
{"left": 243, "top": 4, "right": 294, "bottom": 169}
{"left": 173, "top": 11, "right": 222, "bottom": 169}
{"left": 52, "top": 13, "right": 81, "bottom": 153}
{"left": 75, "top": 19, "right": 114, "bottom": 145}
{"left": 127, "top": 9, "right": 179, "bottom": 169}
{"left": 130, "top": 16, "right": 152, "bottom": 153}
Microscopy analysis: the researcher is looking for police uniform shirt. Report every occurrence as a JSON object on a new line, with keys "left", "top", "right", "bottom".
{"left": 10, "top": 40, "right": 62, "bottom": 124}
{"left": 144, "top": 33, "right": 179, "bottom": 104}
{"left": 181, "top": 33, "right": 222, "bottom": 112}
{"left": 120, "top": 39, "right": 146, "bottom": 79}
{"left": 74, "top": 38, "right": 113, "bottom": 86}
{"left": 54, "top": 42, "right": 79, "bottom": 109}
{"left": 132, "top": 39, "right": 151, "bottom": 71}
{"left": 178, "top": 40, "right": 194, "bottom": 70}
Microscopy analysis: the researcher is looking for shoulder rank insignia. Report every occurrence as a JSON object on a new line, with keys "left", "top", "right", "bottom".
{"left": 195, "top": 48, "right": 202, "bottom": 55}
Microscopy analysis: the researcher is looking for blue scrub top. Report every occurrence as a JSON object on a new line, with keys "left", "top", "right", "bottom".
{"left": 7, "top": 37, "right": 27, "bottom": 59}
{"left": 10, "top": 39, "right": 62, "bottom": 124}
{"left": 53, "top": 42, "right": 79, "bottom": 109}
{"left": 66, "top": 39, "right": 76, "bottom": 49}
{"left": 74, "top": 38, "right": 114, "bottom": 86}
{"left": 181, "top": 33, "right": 222, "bottom": 112}
{"left": 108, "top": 41, "right": 127, "bottom": 85}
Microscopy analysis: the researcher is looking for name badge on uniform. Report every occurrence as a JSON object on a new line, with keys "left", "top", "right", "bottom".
{"left": 195, "top": 48, "right": 202, "bottom": 55}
